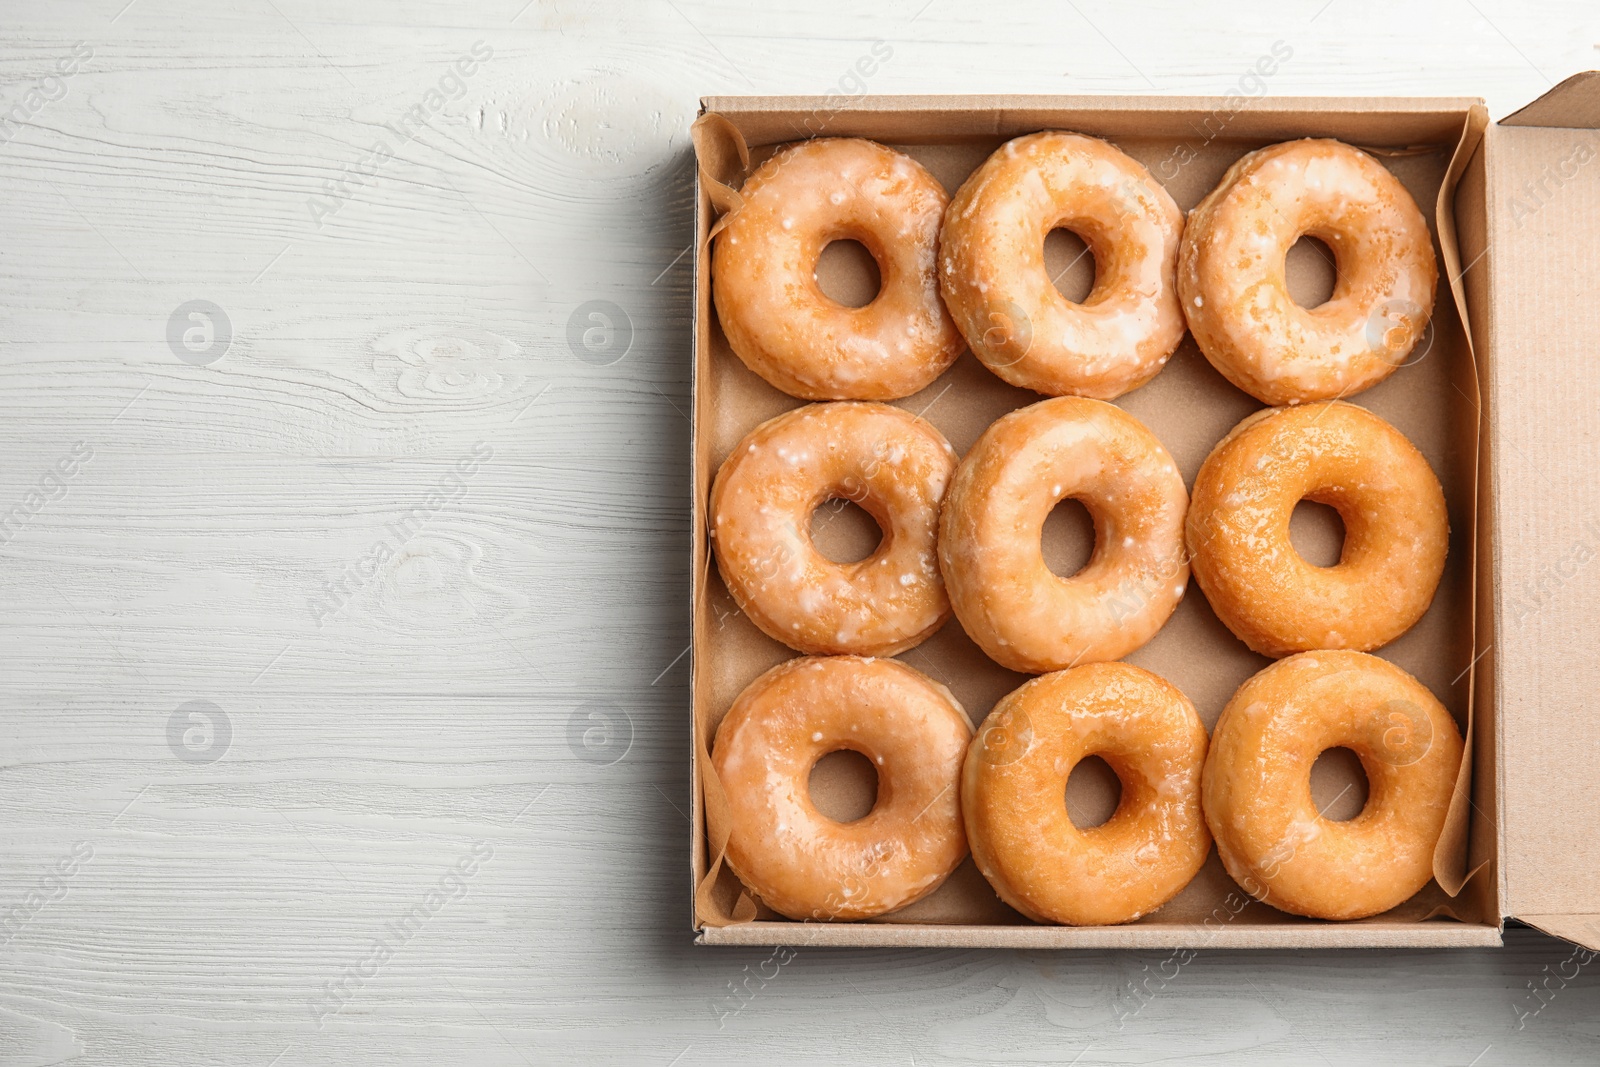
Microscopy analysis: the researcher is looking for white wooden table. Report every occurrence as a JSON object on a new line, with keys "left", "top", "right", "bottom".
{"left": 0, "top": 1, "right": 1596, "bottom": 1063}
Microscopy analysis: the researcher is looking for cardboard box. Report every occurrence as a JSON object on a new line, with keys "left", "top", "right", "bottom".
{"left": 688, "top": 75, "right": 1600, "bottom": 950}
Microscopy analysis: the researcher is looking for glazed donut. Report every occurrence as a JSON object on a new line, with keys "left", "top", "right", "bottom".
{"left": 938, "top": 396, "right": 1188, "bottom": 673}
{"left": 710, "top": 402, "right": 957, "bottom": 657}
{"left": 1179, "top": 138, "right": 1438, "bottom": 405}
{"left": 1187, "top": 402, "right": 1447, "bottom": 657}
{"left": 713, "top": 656, "right": 972, "bottom": 920}
{"left": 1203, "top": 651, "right": 1463, "bottom": 920}
{"left": 939, "top": 131, "right": 1186, "bottom": 399}
{"left": 712, "top": 138, "right": 964, "bottom": 400}
{"left": 962, "top": 662, "right": 1210, "bottom": 925}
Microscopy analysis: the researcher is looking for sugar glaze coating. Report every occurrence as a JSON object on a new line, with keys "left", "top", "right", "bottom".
{"left": 939, "top": 131, "right": 1186, "bottom": 398}
{"left": 1178, "top": 138, "right": 1437, "bottom": 405}
{"left": 711, "top": 402, "right": 957, "bottom": 657}
{"left": 713, "top": 138, "right": 964, "bottom": 400}
{"left": 963, "top": 662, "right": 1211, "bottom": 925}
{"left": 714, "top": 656, "right": 972, "bottom": 921}
{"left": 1203, "top": 651, "right": 1463, "bottom": 920}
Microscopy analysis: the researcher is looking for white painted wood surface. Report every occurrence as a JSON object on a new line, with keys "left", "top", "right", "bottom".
{"left": 0, "top": 1, "right": 1597, "bottom": 1063}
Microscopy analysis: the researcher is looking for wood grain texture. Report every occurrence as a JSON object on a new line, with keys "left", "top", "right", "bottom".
{"left": 0, "top": 0, "right": 1597, "bottom": 1063}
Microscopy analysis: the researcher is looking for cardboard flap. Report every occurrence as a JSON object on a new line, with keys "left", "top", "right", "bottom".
{"left": 1518, "top": 916, "right": 1600, "bottom": 953}
{"left": 1501, "top": 71, "right": 1600, "bottom": 129}
{"left": 1487, "top": 90, "right": 1600, "bottom": 950}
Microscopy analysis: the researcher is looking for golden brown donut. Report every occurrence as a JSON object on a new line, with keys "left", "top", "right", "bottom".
{"left": 1202, "top": 651, "right": 1463, "bottom": 920}
{"left": 938, "top": 396, "right": 1189, "bottom": 673}
{"left": 962, "top": 662, "right": 1211, "bottom": 925}
{"left": 713, "top": 656, "right": 972, "bottom": 921}
{"left": 710, "top": 402, "right": 957, "bottom": 657}
{"left": 712, "top": 138, "right": 964, "bottom": 400}
{"left": 1187, "top": 402, "right": 1447, "bottom": 657}
{"left": 939, "top": 131, "right": 1186, "bottom": 399}
{"left": 1178, "top": 138, "right": 1438, "bottom": 405}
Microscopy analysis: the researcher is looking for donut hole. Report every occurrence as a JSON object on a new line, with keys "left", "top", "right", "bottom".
{"left": 1285, "top": 235, "right": 1339, "bottom": 309}
{"left": 1310, "top": 746, "right": 1370, "bottom": 822}
{"left": 808, "top": 749, "right": 879, "bottom": 823}
{"left": 811, "top": 497, "right": 884, "bottom": 564}
{"left": 814, "top": 238, "right": 882, "bottom": 308}
{"left": 1041, "top": 498, "right": 1097, "bottom": 579}
{"left": 1044, "top": 227, "right": 1097, "bottom": 304}
{"left": 1065, "top": 755, "right": 1123, "bottom": 830}
{"left": 1289, "top": 499, "right": 1346, "bottom": 568}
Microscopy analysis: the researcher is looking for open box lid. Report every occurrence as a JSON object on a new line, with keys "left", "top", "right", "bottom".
{"left": 1487, "top": 72, "right": 1600, "bottom": 949}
